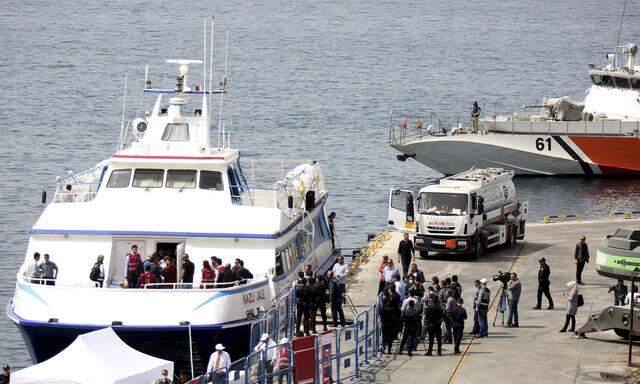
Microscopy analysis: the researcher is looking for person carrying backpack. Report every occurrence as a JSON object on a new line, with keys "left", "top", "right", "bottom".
{"left": 89, "top": 255, "right": 105, "bottom": 287}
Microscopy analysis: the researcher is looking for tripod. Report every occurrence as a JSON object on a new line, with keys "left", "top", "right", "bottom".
{"left": 492, "top": 284, "right": 509, "bottom": 327}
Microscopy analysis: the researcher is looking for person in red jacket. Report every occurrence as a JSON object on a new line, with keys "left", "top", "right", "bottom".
{"left": 139, "top": 265, "right": 155, "bottom": 288}
{"left": 125, "top": 245, "right": 143, "bottom": 288}
{"left": 162, "top": 258, "right": 177, "bottom": 287}
{"left": 201, "top": 260, "right": 216, "bottom": 289}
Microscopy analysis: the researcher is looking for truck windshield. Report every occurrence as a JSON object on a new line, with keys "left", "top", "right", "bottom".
{"left": 418, "top": 192, "right": 468, "bottom": 216}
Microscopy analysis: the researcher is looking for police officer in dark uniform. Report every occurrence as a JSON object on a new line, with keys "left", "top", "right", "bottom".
{"left": 398, "top": 300, "right": 420, "bottom": 356}
{"left": 533, "top": 257, "right": 554, "bottom": 310}
{"left": 424, "top": 298, "right": 444, "bottom": 356}
{"left": 449, "top": 298, "right": 468, "bottom": 354}
{"left": 309, "top": 276, "right": 329, "bottom": 333}
{"left": 295, "top": 272, "right": 311, "bottom": 335}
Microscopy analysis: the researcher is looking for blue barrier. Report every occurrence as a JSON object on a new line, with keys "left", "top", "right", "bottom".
{"left": 197, "top": 290, "right": 380, "bottom": 384}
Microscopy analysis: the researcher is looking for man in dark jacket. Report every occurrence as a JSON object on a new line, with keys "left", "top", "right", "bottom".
{"left": 424, "top": 300, "right": 444, "bottom": 356}
{"left": 533, "top": 257, "right": 554, "bottom": 310}
{"left": 328, "top": 271, "right": 345, "bottom": 327}
{"left": 398, "top": 300, "right": 420, "bottom": 356}
{"left": 408, "top": 263, "right": 425, "bottom": 284}
{"left": 309, "top": 277, "right": 329, "bottom": 333}
{"left": 397, "top": 233, "right": 415, "bottom": 278}
{"left": 575, "top": 236, "right": 589, "bottom": 285}
{"left": 609, "top": 279, "right": 628, "bottom": 306}
{"left": 449, "top": 298, "right": 467, "bottom": 354}
{"left": 233, "top": 259, "right": 254, "bottom": 283}
{"left": 295, "top": 272, "right": 311, "bottom": 335}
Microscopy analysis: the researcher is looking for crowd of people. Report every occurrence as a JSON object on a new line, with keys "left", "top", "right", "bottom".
{"left": 91, "top": 245, "right": 255, "bottom": 289}
{"left": 375, "top": 234, "right": 609, "bottom": 356}
{"left": 292, "top": 257, "right": 349, "bottom": 336}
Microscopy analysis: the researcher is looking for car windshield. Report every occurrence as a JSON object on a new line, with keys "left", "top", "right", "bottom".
{"left": 418, "top": 192, "right": 468, "bottom": 216}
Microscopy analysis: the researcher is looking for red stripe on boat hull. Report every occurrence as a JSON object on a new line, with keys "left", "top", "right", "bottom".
{"left": 570, "top": 136, "right": 640, "bottom": 174}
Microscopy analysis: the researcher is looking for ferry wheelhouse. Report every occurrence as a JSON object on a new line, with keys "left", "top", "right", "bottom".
{"left": 390, "top": 43, "right": 640, "bottom": 176}
{"left": 7, "top": 49, "right": 336, "bottom": 372}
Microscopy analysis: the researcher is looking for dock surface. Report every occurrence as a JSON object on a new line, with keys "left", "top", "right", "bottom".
{"left": 347, "top": 219, "right": 640, "bottom": 383}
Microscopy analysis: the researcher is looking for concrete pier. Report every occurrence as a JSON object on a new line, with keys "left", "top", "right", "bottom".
{"left": 346, "top": 219, "right": 640, "bottom": 383}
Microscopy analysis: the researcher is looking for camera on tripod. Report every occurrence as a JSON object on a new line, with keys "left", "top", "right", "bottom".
{"left": 492, "top": 271, "right": 511, "bottom": 285}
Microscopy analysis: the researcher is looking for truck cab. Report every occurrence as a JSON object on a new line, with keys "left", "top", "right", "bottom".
{"left": 388, "top": 168, "right": 528, "bottom": 259}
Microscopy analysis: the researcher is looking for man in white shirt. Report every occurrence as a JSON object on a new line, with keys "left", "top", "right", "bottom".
{"left": 206, "top": 344, "right": 231, "bottom": 383}
{"left": 254, "top": 333, "right": 277, "bottom": 382}
{"left": 332, "top": 256, "right": 349, "bottom": 302}
{"left": 26, "top": 252, "right": 41, "bottom": 283}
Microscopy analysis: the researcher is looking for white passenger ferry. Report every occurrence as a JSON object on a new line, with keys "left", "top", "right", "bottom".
{"left": 7, "top": 38, "right": 336, "bottom": 372}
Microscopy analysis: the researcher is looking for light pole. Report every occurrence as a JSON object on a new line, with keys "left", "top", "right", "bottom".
{"left": 180, "top": 321, "right": 194, "bottom": 378}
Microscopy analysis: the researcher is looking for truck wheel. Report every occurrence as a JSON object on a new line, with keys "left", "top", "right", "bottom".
{"left": 507, "top": 225, "right": 517, "bottom": 249}
{"left": 470, "top": 235, "right": 484, "bottom": 260}
{"left": 613, "top": 328, "right": 640, "bottom": 340}
{"left": 419, "top": 250, "right": 429, "bottom": 259}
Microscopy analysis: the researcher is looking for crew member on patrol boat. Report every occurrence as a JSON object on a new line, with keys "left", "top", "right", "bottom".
{"left": 125, "top": 245, "right": 143, "bottom": 288}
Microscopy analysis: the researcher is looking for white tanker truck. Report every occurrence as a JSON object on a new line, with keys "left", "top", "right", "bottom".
{"left": 387, "top": 168, "right": 529, "bottom": 259}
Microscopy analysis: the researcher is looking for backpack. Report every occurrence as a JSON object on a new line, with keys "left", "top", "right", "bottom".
{"left": 577, "top": 294, "right": 584, "bottom": 307}
{"left": 89, "top": 263, "right": 101, "bottom": 281}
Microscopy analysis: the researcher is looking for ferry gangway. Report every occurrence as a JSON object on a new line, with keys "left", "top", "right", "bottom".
{"left": 195, "top": 300, "right": 382, "bottom": 384}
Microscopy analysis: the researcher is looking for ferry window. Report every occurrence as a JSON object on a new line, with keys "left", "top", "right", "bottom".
{"left": 166, "top": 170, "right": 196, "bottom": 189}
{"left": 601, "top": 75, "right": 614, "bottom": 88}
{"left": 631, "top": 78, "right": 640, "bottom": 89}
{"left": 200, "top": 171, "right": 224, "bottom": 190}
{"left": 275, "top": 252, "right": 284, "bottom": 276}
{"left": 227, "top": 167, "right": 240, "bottom": 197}
{"left": 161, "top": 123, "right": 190, "bottom": 141}
{"left": 615, "top": 77, "right": 631, "bottom": 89}
{"left": 106, "top": 169, "right": 131, "bottom": 188}
{"left": 132, "top": 169, "right": 164, "bottom": 188}
{"left": 590, "top": 74, "right": 604, "bottom": 86}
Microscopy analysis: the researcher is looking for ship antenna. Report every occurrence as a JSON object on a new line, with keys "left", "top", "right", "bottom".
{"left": 117, "top": 74, "right": 128, "bottom": 151}
{"left": 203, "top": 19, "right": 207, "bottom": 95}
{"left": 209, "top": 16, "right": 215, "bottom": 144}
{"left": 217, "top": 30, "right": 229, "bottom": 149}
{"left": 615, "top": 0, "right": 627, "bottom": 49}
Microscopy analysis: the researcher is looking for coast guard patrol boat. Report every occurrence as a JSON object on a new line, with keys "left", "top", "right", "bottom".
{"left": 7, "top": 38, "right": 335, "bottom": 371}
{"left": 390, "top": 43, "right": 640, "bottom": 176}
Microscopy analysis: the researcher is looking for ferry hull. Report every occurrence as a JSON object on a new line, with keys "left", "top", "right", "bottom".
{"left": 9, "top": 301, "right": 251, "bottom": 375}
{"left": 391, "top": 133, "right": 640, "bottom": 176}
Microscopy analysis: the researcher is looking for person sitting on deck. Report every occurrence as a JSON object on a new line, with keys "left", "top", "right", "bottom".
{"left": 62, "top": 184, "right": 74, "bottom": 203}
{"left": 139, "top": 265, "right": 155, "bottom": 288}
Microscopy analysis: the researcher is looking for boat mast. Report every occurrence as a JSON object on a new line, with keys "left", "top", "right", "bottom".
{"left": 217, "top": 30, "right": 229, "bottom": 149}
{"left": 117, "top": 74, "right": 128, "bottom": 151}
{"left": 209, "top": 16, "right": 215, "bottom": 145}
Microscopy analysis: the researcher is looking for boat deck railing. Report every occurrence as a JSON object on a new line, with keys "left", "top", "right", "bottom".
{"left": 388, "top": 111, "right": 640, "bottom": 145}
{"left": 18, "top": 273, "right": 269, "bottom": 291}
{"left": 52, "top": 166, "right": 105, "bottom": 204}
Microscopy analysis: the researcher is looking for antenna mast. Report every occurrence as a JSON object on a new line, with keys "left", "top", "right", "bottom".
{"left": 209, "top": 16, "right": 215, "bottom": 144}
{"left": 203, "top": 19, "right": 207, "bottom": 94}
{"left": 616, "top": 0, "right": 628, "bottom": 49}
{"left": 117, "top": 74, "right": 128, "bottom": 151}
{"left": 218, "top": 30, "right": 229, "bottom": 148}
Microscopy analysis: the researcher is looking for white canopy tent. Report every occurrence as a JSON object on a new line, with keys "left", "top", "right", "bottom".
{"left": 11, "top": 328, "right": 173, "bottom": 384}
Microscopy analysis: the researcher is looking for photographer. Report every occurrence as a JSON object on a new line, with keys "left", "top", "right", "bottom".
{"left": 506, "top": 273, "right": 521, "bottom": 327}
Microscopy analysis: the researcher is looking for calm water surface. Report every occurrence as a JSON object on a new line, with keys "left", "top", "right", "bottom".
{"left": 1, "top": 0, "right": 639, "bottom": 369}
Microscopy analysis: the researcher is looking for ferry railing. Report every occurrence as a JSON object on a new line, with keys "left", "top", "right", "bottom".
{"left": 18, "top": 275, "right": 100, "bottom": 289}
{"left": 52, "top": 166, "right": 105, "bottom": 203}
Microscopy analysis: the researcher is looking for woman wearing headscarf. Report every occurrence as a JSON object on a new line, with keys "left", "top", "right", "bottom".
{"left": 560, "top": 281, "right": 579, "bottom": 333}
